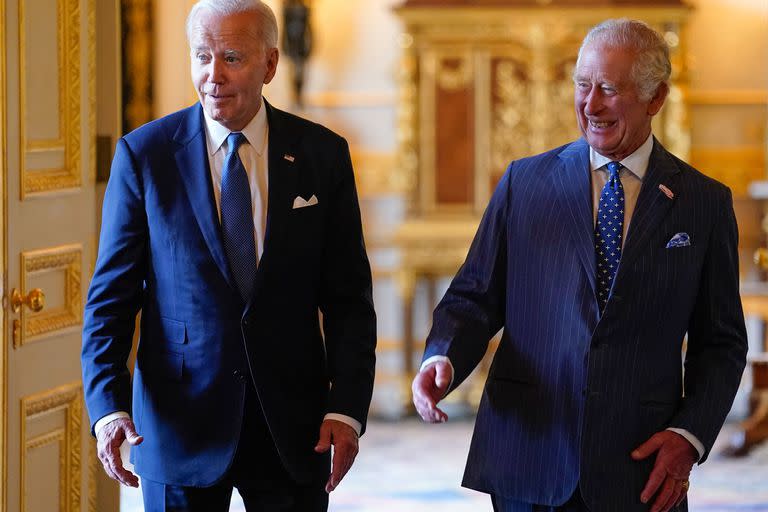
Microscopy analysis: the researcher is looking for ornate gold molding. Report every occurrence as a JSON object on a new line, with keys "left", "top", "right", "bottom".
{"left": 24, "top": 429, "right": 66, "bottom": 512}
{"left": 19, "top": 0, "right": 83, "bottom": 198}
{"left": 15, "top": 244, "right": 82, "bottom": 348}
{"left": 88, "top": 439, "right": 97, "bottom": 512}
{"left": 88, "top": 0, "right": 96, "bottom": 184}
{"left": 397, "top": 42, "right": 419, "bottom": 211}
{"left": 20, "top": 382, "right": 83, "bottom": 512}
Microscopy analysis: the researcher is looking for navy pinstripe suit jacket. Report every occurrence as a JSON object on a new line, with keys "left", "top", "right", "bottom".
{"left": 423, "top": 138, "right": 747, "bottom": 511}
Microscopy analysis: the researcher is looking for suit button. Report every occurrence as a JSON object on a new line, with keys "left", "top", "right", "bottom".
{"left": 242, "top": 318, "right": 249, "bottom": 327}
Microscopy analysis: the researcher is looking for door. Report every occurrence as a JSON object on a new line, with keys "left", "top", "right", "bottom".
{"left": 0, "top": 0, "right": 117, "bottom": 510}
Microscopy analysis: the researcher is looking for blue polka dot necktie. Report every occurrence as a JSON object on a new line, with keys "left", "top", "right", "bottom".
{"left": 595, "top": 161, "right": 624, "bottom": 312}
{"left": 221, "top": 132, "right": 257, "bottom": 301}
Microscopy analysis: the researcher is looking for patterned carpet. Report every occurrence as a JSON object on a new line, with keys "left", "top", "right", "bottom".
{"left": 121, "top": 419, "right": 768, "bottom": 511}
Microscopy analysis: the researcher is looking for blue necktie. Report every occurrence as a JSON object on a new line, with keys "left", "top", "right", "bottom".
{"left": 595, "top": 161, "right": 624, "bottom": 312}
{"left": 221, "top": 132, "right": 257, "bottom": 301}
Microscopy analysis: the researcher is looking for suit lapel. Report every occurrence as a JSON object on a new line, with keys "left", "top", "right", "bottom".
{"left": 252, "top": 101, "right": 300, "bottom": 288}
{"left": 173, "top": 105, "right": 237, "bottom": 290}
{"left": 616, "top": 138, "right": 680, "bottom": 274}
{"left": 554, "top": 139, "right": 596, "bottom": 297}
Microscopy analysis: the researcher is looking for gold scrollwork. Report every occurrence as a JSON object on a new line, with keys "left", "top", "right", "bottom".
{"left": 88, "top": 0, "right": 97, "bottom": 184}
{"left": 88, "top": 438, "right": 98, "bottom": 512}
{"left": 492, "top": 59, "right": 530, "bottom": 171}
{"left": 20, "top": 0, "right": 82, "bottom": 198}
{"left": 21, "top": 382, "right": 83, "bottom": 512}
{"left": 15, "top": 244, "right": 82, "bottom": 348}
{"left": 396, "top": 45, "right": 419, "bottom": 208}
{"left": 435, "top": 56, "right": 472, "bottom": 92}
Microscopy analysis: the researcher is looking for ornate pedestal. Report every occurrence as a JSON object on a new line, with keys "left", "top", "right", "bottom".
{"left": 394, "top": 0, "right": 691, "bottom": 412}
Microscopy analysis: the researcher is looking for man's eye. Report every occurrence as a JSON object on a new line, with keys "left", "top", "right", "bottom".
{"left": 196, "top": 54, "right": 211, "bottom": 63}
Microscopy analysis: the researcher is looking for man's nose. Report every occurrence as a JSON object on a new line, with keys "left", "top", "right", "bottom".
{"left": 584, "top": 89, "right": 602, "bottom": 115}
{"left": 209, "top": 59, "right": 225, "bottom": 83}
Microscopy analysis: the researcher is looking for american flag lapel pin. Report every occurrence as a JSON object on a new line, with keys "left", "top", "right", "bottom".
{"left": 284, "top": 154, "right": 295, "bottom": 163}
{"left": 658, "top": 184, "right": 674, "bottom": 200}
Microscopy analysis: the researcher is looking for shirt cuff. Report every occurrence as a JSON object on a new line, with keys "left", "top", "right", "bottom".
{"left": 94, "top": 411, "right": 131, "bottom": 436}
{"left": 420, "top": 355, "right": 455, "bottom": 390}
{"left": 323, "top": 413, "right": 362, "bottom": 437}
{"left": 666, "top": 427, "right": 705, "bottom": 461}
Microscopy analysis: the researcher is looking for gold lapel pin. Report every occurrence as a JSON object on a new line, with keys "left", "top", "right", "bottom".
{"left": 284, "top": 154, "right": 295, "bottom": 162}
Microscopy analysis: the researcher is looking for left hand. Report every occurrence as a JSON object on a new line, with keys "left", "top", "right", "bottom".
{"left": 314, "top": 419, "right": 359, "bottom": 493}
{"left": 632, "top": 431, "right": 698, "bottom": 512}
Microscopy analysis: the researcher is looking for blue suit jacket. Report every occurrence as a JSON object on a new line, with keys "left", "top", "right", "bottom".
{"left": 423, "top": 138, "right": 747, "bottom": 511}
{"left": 82, "top": 101, "right": 376, "bottom": 486}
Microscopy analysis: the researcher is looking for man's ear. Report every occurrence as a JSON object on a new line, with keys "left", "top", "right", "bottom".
{"left": 647, "top": 82, "right": 669, "bottom": 116}
{"left": 264, "top": 48, "right": 279, "bottom": 85}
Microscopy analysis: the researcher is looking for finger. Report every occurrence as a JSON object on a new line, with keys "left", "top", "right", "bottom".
{"left": 434, "top": 363, "right": 452, "bottom": 391}
{"left": 430, "top": 405, "right": 448, "bottom": 423}
{"left": 674, "top": 484, "right": 688, "bottom": 508}
{"left": 314, "top": 422, "right": 332, "bottom": 453}
{"left": 633, "top": 432, "right": 664, "bottom": 461}
{"left": 327, "top": 448, "right": 356, "bottom": 492}
{"left": 327, "top": 437, "right": 358, "bottom": 492}
{"left": 640, "top": 464, "right": 667, "bottom": 504}
{"left": 113, "top": 463, "right": 140, "bottom": 487}
{"left": 104, "top": 447, "right": 139, "bottom": 487}
{"left": 123, "top": 423, "right": 144, "bottom": 446}
{"left": 650, "top": 478, "right": 677, "bottom": 512}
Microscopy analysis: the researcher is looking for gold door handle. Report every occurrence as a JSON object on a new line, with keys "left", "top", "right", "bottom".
{"left": 11, "top": 288, "right": 45, "bottom": 313}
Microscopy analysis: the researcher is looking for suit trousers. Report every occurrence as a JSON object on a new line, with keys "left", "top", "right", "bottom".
{"left": 140, "top": 384, "right": 328, "bottom": 512}
{"left": 492, "top": 487, "right": 589, "bottom": 512}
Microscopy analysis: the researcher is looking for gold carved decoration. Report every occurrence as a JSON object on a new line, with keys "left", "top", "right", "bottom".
{"left": 25, "top": 429, "right": 67, "bottom": 511}
{"left": 88, "top": 439, "right": 98, "bottom": 512}
{"left": 396, "top": 41, "right": 419, "bottom": 211}
{"left": 20, "top": 0, "right": 81, "bottom": 189}
{"left": 19, "top": 0, "right": 83, "bottom": 198}
{"left": 492, "top": 59, "right": 530, "bottom": 172}
{"left": 88, "top": 0, "right": 97, "bottom": 184}
{"left": 14, "top": 244, "right": 82, "bottom": 348}
{"left": 20, "top": 382, "right": 83, "bottom": 512}
{"left": 435, "top": 55, "right": 472, "bottom": 92}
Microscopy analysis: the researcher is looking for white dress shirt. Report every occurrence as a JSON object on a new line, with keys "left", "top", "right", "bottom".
{"left": 422, "top": 133, "right": 704, "bottom": 459}
{"left": 95, "top": 98, "right": 361, "bottom": 437}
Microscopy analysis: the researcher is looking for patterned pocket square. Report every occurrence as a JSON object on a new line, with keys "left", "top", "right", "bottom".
{"left": 292, "top": 194, "right": 319, "bottom": 209}
{"left": 666, "top": 232, "right": 691, "bottom": 248}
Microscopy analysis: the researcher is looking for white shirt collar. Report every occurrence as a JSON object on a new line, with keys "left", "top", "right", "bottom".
{"left": 202, "top": 97, "right": 268, "bottom": 156}
{"left": 589, "top": 132, "right": 654, "bottom": 180}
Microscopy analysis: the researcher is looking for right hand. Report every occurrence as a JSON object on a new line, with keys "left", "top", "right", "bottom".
{"left": 411, "top": 361, "right": 453, "bottom": 423}
{"left": 96, "top": 417, "right": 143, "bottom": 487}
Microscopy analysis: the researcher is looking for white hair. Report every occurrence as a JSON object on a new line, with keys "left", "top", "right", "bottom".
{"left": 186, "top": 0, "right": 278, "bottom": 49}
{"left": 575, "top": 18, "right": 671, "bottom": 101}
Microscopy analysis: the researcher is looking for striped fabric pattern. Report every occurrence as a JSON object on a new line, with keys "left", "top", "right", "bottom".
{"left": 423, "top": 138, "right": 748, "bottom": 512}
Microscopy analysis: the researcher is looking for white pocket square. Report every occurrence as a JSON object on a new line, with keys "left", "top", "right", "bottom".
{"left": 666, "top": 232, "right": 690, "bottom": 248}
{"left": 292, "top": 194, "right": 319, "bottom": 209}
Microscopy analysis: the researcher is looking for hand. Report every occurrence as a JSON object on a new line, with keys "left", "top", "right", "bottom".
{"left": 411, "top": 361, "right": 452, "bottom": 423}
{"left": 632, "top": 431, "right": 698, "bottom": 512}
{"left": 314, "top": 419, "right": 359, "bottom": 493}
{"left": 96, "top": 417, "right": 144, "bottom": 487}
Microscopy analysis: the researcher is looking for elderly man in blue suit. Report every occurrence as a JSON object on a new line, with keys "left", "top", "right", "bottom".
{"left": 412, "top": 19, "right": 747, "bottom": 512}
{"left": 81, "top": 1, "right": 376, "bottom": 510}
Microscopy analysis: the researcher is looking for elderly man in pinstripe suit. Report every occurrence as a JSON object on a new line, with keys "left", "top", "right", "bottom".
{"left": 412, "top": 19, "right": 747, "bottom": 512}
